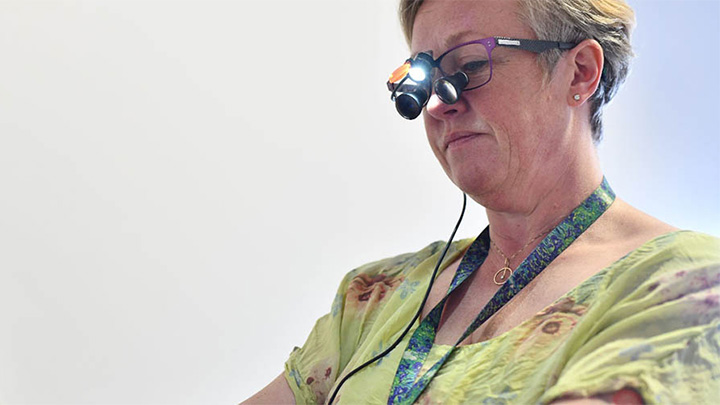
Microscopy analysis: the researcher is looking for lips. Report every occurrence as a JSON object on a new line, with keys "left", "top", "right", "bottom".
{"left": 444, "top": 132, "right": 483, "bottom": 150}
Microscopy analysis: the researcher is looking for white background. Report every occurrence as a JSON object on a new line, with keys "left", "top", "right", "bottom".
{"left": 0, "top": 0, "right": 718, "bottom": 404}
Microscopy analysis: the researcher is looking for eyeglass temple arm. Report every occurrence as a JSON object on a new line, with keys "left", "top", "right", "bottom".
{"left": 495, "top": 37, "right": 577, "bottom": 53}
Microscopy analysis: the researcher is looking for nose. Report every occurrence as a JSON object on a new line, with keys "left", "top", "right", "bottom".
{"left": 425, "top": 90, "right": 466, "bottom": 120}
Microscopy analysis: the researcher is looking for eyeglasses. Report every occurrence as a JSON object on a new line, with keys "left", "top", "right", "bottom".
{"left": 387, "top": 36, "right": 578, "bottom": 119}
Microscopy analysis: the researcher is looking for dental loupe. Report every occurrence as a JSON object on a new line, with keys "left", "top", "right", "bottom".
{"left": 387, "top": 52, "right": 469, "bottom": 120}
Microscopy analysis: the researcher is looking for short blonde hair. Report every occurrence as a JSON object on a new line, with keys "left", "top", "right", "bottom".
{"left": 398, "top": 0, "right": 636, "bottom": 143}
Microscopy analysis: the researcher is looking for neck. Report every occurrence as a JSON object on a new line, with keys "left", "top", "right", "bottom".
{"left": 485, "top": 142, "right": 603, "bottom": 261}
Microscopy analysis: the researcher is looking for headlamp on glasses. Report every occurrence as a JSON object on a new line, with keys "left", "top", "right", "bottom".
{"left": 387, "top": 52, "right": 436, "bottom": 120}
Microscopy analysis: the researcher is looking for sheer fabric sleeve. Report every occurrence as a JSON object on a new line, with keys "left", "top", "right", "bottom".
{"left": 539, "top": 232, "right": 720, "bottom": 404}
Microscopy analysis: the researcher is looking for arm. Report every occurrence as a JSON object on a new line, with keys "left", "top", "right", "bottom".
{"left": 241, "top": 373, "right": 295, "bottom": 405}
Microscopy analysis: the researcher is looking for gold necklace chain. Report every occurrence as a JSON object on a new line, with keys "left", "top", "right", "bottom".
{"left": 490, "top": 229, "right": 551, "bottom": 285}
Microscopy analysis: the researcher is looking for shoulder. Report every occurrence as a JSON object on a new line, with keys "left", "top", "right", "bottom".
{"left": 327, "top": 238, "right": 474, "bottom": 341}
{"left": 602, "top": 230, "right": 720, "bottom": 284}
{"left": 555, "top": 199, "right": 715, "bottom": 295}
{"left": 632, "top": 230, "right": 720, "bottom": 260}
{"left": 343, "top": 240, "right": 447, "bottom": 280}
{"left": 593, "top": 230, "right": 720, "bottom": 315}
{"left": 621, "top": 228, "right": 720, "bottom": 260}
{"left": 578, "top": 197, "right": 718, "bottom": 272}
{"left": 336, "top": 238, "right": 473, "bottom": 299}
{"left": 595, "top": 198, "right": 679, "bottom": 246}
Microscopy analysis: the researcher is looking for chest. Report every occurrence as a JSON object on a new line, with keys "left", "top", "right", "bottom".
{"left": 423, "top": 242, "right": 627, "bottom": 346}
{"left": 338, "top": 270, "right": 598, "bottom": 404}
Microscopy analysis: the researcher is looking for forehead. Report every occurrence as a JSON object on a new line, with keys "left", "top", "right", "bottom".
{"left": 410, "top": 0, "right": 530, "bottom": 54}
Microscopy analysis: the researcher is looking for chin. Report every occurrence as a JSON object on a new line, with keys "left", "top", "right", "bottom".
{"left": 448, "top": 168, "right": 499, "bottom": 200}
{"left": 447, "top": 165, "right": 524, "bottom": 212}
{"left": 444, "top": 150, "right": 500, "bottom": 189}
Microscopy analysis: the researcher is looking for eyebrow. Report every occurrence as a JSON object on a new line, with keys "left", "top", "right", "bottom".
{"left": 441, "top": 30, "right": 477, "bottom": 50}
{"left": 412, "top": 30, "right": 479, "bottom": 58}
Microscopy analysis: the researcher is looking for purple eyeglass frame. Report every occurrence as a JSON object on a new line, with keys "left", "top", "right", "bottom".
{"left": 425, "top": 36, "right": 578, "bottom": 91}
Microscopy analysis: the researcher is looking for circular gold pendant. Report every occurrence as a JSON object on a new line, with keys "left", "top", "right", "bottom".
{"left": 493, "top": 267, "right": 513, "bottom": 285}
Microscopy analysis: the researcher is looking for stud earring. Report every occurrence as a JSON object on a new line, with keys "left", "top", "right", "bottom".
{"left": 573, "top": 94, "right": 581, "bottom": 101}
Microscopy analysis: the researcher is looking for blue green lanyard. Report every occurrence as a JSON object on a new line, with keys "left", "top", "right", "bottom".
{"left": 387, "top": 178, "right": 616, "bottom": 404}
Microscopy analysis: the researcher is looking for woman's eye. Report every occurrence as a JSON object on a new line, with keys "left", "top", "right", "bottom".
{"left": 462, "top": 60, "right": 488, "bottom": 73}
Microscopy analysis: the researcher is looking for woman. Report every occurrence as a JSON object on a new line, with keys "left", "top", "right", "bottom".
{"left": 245, "top": 0, "right": 720, "bottom": 403}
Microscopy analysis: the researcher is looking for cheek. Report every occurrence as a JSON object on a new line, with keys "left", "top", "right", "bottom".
{"left": 486, "top": 75, "right": 553, "bottom": 140}
{"left": 469, "top": 80, "right": 556, "bottom": 176}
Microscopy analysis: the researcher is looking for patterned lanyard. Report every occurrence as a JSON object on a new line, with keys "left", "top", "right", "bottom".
{"left": 387, "top": 178, "right": 615, "bottom": 404}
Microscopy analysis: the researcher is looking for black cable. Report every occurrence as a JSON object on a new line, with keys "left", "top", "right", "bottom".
{"left": 327, "top": 193, "right": 467, "bottom": 404}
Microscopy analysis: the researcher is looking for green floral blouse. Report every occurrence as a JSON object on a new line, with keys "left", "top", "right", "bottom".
{"left": 284, "top": 231, "right": 720, "bottom": 404}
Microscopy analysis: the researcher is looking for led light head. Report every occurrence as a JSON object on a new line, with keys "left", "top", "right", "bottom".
{"left": 410, "top": 52, "right": 434, "bottom": 80}
{"left": 434, "top": 71, "right": 469, "bottom": 105}
{"left": 408, "top": 66, "right": 427, "bottom": 82}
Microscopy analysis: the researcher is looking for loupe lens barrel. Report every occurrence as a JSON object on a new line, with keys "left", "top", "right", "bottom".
{"left": 395, "top": 89, "right": 428, "bottom": 120}
{"left": 388, "top": 52, "right": 435, "bottom": 120}
{"left": 434, "top": 71, "right": 469, "bottom": 105}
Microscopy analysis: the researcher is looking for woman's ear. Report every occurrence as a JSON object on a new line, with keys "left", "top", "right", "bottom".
{"left": 565, "top": 39, "right": 604, "bottom": 105}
